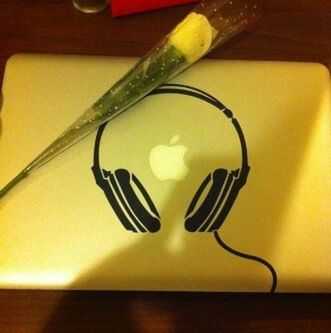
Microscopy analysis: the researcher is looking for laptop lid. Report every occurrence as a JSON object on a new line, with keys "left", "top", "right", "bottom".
{"left": 0, "top": 54, "right": 330, "bottom": 292}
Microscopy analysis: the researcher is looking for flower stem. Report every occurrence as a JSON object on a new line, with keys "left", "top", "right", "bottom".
{"left": 0, "top": 169, "right": 29, "bottom": 199}
{"left": 0, "top": 43, "right": 186, "bottom": 198}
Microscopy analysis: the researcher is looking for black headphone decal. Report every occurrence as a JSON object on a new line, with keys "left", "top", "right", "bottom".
{"left": 92, "top": 83, "right": 277, "bottom": 292}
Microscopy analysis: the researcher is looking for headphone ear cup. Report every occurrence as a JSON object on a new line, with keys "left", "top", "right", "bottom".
{"left": 114, "top": 169, "right": 161, "bottom": 233}
{"left": 185, "top": 168, "right": 238, "bottom": 232}
{"left": 185, "top": 173, "right": 212, "bottom": 219}
{"left": 92, "top": 167, "right": 138, "bottom": 233}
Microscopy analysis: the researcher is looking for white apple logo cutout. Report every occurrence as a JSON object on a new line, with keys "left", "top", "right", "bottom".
{"left": 149, "top": 135, "right": 189, "bottom": 181}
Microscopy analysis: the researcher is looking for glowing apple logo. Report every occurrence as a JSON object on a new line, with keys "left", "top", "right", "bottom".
{"left": 149, "top": 135, "right": 189, "bottom": 181}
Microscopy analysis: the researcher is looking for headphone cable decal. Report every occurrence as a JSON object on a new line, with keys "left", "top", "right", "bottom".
{"left": 214, "top": 231, "right": 277, "bottom": 293}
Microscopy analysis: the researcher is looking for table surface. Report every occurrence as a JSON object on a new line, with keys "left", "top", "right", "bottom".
{"left": 0, "top": 1, "right": 330, "bottom": 332}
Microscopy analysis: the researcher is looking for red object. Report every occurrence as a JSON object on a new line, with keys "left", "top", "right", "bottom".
{"left": 111, "top": 0, "right": 198, "bottom": 17}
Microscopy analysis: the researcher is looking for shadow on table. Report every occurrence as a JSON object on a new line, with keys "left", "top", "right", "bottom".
{"left": 41, "top": 291, "right": 331, "bottom": 333}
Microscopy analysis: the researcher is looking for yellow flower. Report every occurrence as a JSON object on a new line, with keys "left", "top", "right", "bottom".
{"left": 169, "top": 12, "right": 217, "bottom": 63}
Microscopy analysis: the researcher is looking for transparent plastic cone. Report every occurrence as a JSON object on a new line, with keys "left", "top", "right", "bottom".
{"left": 0, "top": 0, "right": 259, "bottom": 198}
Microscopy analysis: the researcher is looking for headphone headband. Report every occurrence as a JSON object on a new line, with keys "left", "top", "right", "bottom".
{"left": 93, "top": 84, "right": 249, "bottom": 182}
{"left": 148, "top": 84, "right": 250, "bottom": 185}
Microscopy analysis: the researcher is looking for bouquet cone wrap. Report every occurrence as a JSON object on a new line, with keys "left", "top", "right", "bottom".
{"left": 0, "top": 0, "right": 259, "bottom": 198}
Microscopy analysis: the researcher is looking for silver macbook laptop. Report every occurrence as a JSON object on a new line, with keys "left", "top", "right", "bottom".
{"left": 0, "top": 54, "right": 330, "bottom": 292}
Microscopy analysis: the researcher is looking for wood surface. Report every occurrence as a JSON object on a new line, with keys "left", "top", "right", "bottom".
{"left": 0, "top": 1, "right": 330, "bottom": 332}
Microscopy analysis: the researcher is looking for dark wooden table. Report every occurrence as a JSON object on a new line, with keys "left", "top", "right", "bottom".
{"left": 0, "top": 1, "right": 330, "bottom": 332}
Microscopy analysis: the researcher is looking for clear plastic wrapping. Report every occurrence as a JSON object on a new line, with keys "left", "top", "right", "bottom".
{"left": 0, "top": 0, "right": 259, "bottom": 198}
